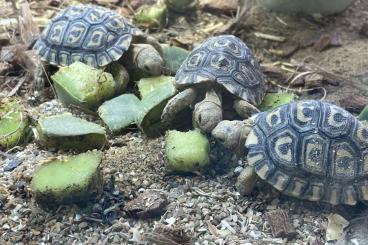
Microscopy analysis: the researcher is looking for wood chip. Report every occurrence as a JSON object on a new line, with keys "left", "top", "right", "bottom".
{"left": 313, "top": 32, "right": 341, "bottom": 52}
{"left": 143, "top": 224, "right": 192, "bottom": 245}
{"left": 199, "top": 0, "right": 239, "bottom": 15}
{"left": 269, "top": 43, "right": 299, "bottom": 57}
{"left": 19, "top": 2, "right": 40, "bottom": 47}
{"left": 206, "top": 220, "right": 219, "bottom": 236}
{"left": 340, "top": 95, "right": 368, "bottom": 113}
{"left": 124, "top": 191, "right": 168, "bottom": 219}
{"left": 265, "top": 210, "right": 296, "bottom": 238}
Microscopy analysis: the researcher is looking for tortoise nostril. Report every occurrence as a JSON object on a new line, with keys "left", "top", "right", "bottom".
{"left": 198, "top": 115, "right": 202, "bottom": 124}
{"left": 144, "top": 64, "right": 150, "bottom": 72}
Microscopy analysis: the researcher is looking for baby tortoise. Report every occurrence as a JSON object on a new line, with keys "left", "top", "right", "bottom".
{"left": 212, "top": 100, "right": 368, "bottom": 205}
{"left": 33, "top": 4, "right": 164, "bottom": 90}
{"left": 161, "top": 35, "right": 266, "bottom": 133}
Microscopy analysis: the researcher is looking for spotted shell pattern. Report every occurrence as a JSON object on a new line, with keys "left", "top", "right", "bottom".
{"left": 175, "top": 35, "right": 266, "bottom": 105}
{"left": 245, "top": 100, "right": 368, "bottom": 205}
{"left": 33, "top": 5, "right": 139, "bottom": 68}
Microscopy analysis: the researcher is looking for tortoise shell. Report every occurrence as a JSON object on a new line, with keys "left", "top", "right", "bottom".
{"left": 33, "top": 4, "right": 139, "bottom": 68}
{"left": 245, "top": 100, "right": 368, "bottom": 205}
{"left": 175, "top": 35, "right": 266, "bottom": 105}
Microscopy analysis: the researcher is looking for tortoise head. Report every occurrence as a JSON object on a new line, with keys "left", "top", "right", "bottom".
{"left": 212, "top": 119, "right": 254, "bottom": 154}
{"left": 133, "top": 44, "right": 164, "bottom": 76}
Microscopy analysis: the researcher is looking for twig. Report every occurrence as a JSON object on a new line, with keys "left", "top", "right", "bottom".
{"left": 254, "top": 32, "right": 286, "bottom": 42}
{"left": 214, "top": 0, "right": 255, "bottom": 35}
{"left": 268, "top": 79, "right": 327, "bottom": 100}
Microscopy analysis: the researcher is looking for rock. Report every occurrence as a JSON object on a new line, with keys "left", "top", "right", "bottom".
{"left": 124, "top": 191, "right": 168, "bottom": 219}
{"left": 36, "top": 113, "right": 107, "bottom": 151}
{"left": 30, "top": 150, "right": 103, "bottom": 208}
{"left": 165, "top": 129, "right": 210, "bottom": 173}
{"left": 199, "top": 0, "right": 238, "bottom": 15}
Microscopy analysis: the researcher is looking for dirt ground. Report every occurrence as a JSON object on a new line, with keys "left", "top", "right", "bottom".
{"left": 1, "top": 0, "right": 368, "bottom": 244}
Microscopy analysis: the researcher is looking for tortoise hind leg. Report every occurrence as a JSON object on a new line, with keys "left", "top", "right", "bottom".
{"left": 193, "top": 88, "right": 223, "bottom": 133}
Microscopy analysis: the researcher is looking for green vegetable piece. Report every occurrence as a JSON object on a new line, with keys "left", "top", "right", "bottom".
{"left": 137, "top": 75, "right": 175, "bottom": 98}
{"left": 165, "top": 129, "right": 210, "bottom": 173}
{"left": 162, "top": 46, "right": 190, "bottom": 75}
{"left": 138, "top": 80, "right": 177, "bottom": 137}
{"left": 98, "top": 94, "right": 143, "bottom": 133}
{"left": 0, "top": 98, "right": 30, "bottom": 149}
{"left": 258, "top": 92, "right": 296, "bottom": 111}
{"left": 31, "top": 150, "right": 103, "bottom": 208}
{"left": 134, "top": 4, "right": 167, "bottom": 29}
{"left": 36, "top": 113, "right": 107, "bottom": 151}
{"left": 359, "top": 105, "right": 368, "bottom": 122}
{"left": 51, "top": 62, "right": 117, "bottom": 110}
{"left": 98, "top": 76, "right": 177, "bottom": 136}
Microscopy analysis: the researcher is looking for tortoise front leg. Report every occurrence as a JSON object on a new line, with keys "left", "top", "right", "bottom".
{"left": 161, "top": 87, "right": 198, "bottom": 126}
{"left": 193, "top": 88, "right": 223, "bottom": 133}
{"left": 233, "top": 99, "right": 260, "bottom": 119}
{"left": 236, "top": 165, "right": 258, "bottom": 195}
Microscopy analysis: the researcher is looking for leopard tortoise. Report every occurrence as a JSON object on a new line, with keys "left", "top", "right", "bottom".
{"left": 212, "top": 100, "right": 368, "bottom": 205}
{"left": 33, "top": 4, "right": 164, "bottom": 79}
{"left": 161, "top": 35, "right": 266, "bottom": 133}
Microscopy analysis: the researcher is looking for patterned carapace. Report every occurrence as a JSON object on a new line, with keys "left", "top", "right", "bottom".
{"left": 245, "top": 100, "right": 368, "bottom": 205}
{"left": 33, "top": 5, "right": 139, "bottom": 68}
{"left": 175, "top": 35, "right": 266, "bottom": 105}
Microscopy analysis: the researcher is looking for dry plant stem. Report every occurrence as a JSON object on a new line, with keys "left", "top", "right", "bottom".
{"left": 18, "top": 2, "right": 39, "bottom": 47}
{"left": 215, "top": 0, "right": 255, "bottom": 35}
{"left": 269, "top": 79, "right": 327, "bottom": 100}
